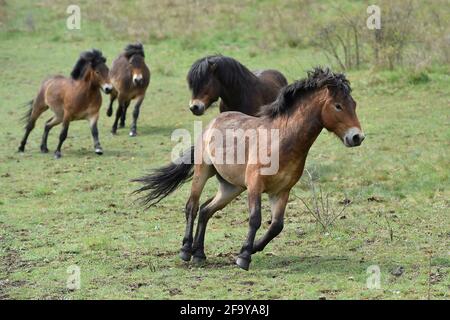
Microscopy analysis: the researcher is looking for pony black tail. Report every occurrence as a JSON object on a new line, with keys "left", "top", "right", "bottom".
{"left": 133, "top": 146, "right": 195, "bottom": 207}
{"left": 21, "top": 100, "right": 34, "bottom": 126}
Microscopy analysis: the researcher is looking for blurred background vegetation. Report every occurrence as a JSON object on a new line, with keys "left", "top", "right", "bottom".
{"left": 1, "top": 0, "right": 449, "bottom": 72}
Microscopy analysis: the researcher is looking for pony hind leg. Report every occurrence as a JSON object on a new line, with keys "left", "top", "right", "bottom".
{"left": 252, "top": 192, "right": 289, "bottom": 254}
{"left": 191, "top": 177, "right": 245, "bottom": 264}
{"left": 236, "top": 189, "right": 263, "bottom": 271}
{"left": 54, "top": 116, "right": 71, "bottom": 159}
{"left": 180, "top": 164, "right": 215, "bottom": 262}
{"left": 18, "top": 99, "right": 48, "bottom": 152}
{"left": 40, "top": 110, "right": 63, "bottom": 153}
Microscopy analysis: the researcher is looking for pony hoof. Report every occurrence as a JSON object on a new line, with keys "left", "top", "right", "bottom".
{"left": 40, "top": 147, "right": 49, "bottom": 153}
{"left": 236, "top": 257, "right": 251, "bottom": 271}
{"left": 54, "top": 152, "right": 62, "bottom": 159}
{"left": 192, "top": 255, "right": 206, "bottom": 265}
{"left": 95, "top": 148, "right": 103, "bottom": 155}
{"left": 111, "top": 129, "right": 117, "bottom": 135}
{"left": 18, "top": 146, "right": 25, "bottom": 153}
{"left": 106, "top": 109, "right": 113, "bottom": 117}
{"left": 119, "top": 123, "right": 125, "bottom": 129}
{"left": 179, "top": 250, "right": 192, "bottom": 262}
{"left": 129, "top": 131, "right": 137, "bottom": 137}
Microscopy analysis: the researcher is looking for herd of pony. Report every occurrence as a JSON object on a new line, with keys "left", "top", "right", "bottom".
{"left": 18, "top": 43, "right": 365, "bottom": 270}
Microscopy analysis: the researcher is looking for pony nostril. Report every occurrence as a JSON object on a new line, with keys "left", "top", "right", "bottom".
{"left": 352, "top": 134, "right": 362, "bottom": 145}
{"left": 190, "top": 105, "right": 199, "bottom": 112}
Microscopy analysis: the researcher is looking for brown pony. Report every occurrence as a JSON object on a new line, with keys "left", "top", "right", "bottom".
{"left": 107, "top": 43, "right": 150, "bottom": 137}
{"left": 18, "top": 49, "right": 112, "bottom": 159}
{"left": 187, "top": 55, "right": 287, "bottom": 116}
{"left": 134, "top": 67, "right": 365, "bottom": 270}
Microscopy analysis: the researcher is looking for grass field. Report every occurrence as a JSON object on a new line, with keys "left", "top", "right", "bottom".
{"left": 0, "top": 1, "right": 449, "bottom": 299}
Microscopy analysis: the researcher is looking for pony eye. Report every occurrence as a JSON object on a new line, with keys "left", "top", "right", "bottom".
{"left": 335, "top": 104, "right": 342, "bottom": 111}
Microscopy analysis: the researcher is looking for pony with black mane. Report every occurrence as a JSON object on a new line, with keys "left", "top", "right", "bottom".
{"left": 134, "top": 67, "right": 366, "bottom": 270}
{"left": 18, "top": 49, "right": 112, "bottom": 158}
{"left": 187, "top": 54, "right": 287, "bottom": 116}
{"left": 107, "top": 43, "right": 150, "bottom": 137}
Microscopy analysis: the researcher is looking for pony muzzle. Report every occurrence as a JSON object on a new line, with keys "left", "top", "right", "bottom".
{"left": 133, "top": 74, "right": 144, "bottom": 86}
{"left": 102, "top": 84, "right": 113, "bottom": 94}
{"left": 189, "top": 100, "right": 206, "bottom": 116}
{"left": 343, "top": 127, "right": 365, "bottom": 147}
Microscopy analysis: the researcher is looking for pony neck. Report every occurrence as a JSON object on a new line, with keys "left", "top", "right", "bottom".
{"left": 217, "top": 70, "right": 259, "bottom": 110}
{"left": 79, "top": 69, "right": 100, "bottom": 91}
{"left": 277, "top": 92, "right": 325, "bottom": 156}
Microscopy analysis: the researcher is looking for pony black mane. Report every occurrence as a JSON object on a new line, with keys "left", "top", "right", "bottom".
{"left": 187, "top": 55, "right": 257, "bottom": 95}
{"left": 71, "top": 49, "right": 106, "bottom": 80}
{"left": 124, "top": 43, "right": 145, "bottom": 59}
{"left": 260, "top": 67, "right": 351, "bottom": 118}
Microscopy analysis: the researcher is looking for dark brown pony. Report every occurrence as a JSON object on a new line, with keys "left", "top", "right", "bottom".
{"left": 187, "top": 55, "right": 287, "bottom": 116}
{"left": 18, "top": 49, "right": 112, "bottom": 159}
{"left": 134, "top": 67, "right": 365, "bottom": 270}
{"left": 107, "top": 43, "right": 150, "bottom": 137}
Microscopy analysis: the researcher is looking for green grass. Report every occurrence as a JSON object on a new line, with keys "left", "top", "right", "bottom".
{"left": 0, "top": 1, "right": 449, "bottom": 300}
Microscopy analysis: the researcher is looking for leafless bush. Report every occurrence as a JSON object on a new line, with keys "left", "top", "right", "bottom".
{"left": 313, "top": 10, "right": 364, "bottom": 70}
{"left": 365, "top": 0, "right": 416, "bottom": 70}
{"left": 296, "top": 170, "right": 349, "bottom": 231}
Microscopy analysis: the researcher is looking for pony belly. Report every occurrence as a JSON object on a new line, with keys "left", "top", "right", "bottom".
{"left": 213, "top": 163, "right": 247, "bottom": 188}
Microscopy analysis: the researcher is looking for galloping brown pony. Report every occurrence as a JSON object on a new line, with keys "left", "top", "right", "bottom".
{"left": 107, "top": 43, "right": 150, "bottom": 137}
{"left": 18, "top": 49, "right": 112, "bottom": 159}
{"left": 187, "top": 55, "right": 287, "bottom": 116}
{"left": 135, "top": 67, "right": 365, "bottom": 270}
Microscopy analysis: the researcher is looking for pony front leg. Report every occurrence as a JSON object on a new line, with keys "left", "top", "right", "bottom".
{"left": 129, "top": 95, "right": 145, "bottom": 137}
{"left": 111, "top": 103, "right": 123, "bottom": 134}
{"left": 119, "top": 101, "right": 130, "bottom": 129}
{"left": 106, "top": 89, "right": 117, "bottom": 117}
{"left": 54, "top": 119, "right": 70, "bottom": 159}
{"left": 89, "top": 116, "right": 103, "bottom": 155}
{"left": 237, "top": 192, "right": 262, "bottom": 271}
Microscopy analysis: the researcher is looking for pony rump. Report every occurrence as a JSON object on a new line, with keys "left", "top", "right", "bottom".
{"left": 260, "top": 67, "right": 351, "bottom": 118}
{"left": 133, "top": 146, "right": 195, "bottom": 207}
{"left": 71, "top": 49, "right": 106, "bottom": 80}
{"left": 124, "top": 43, "right": 145, "bottom": 59}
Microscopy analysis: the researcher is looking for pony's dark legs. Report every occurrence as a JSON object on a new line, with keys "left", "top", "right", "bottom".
{"left": 180, "top": 165, "right": 213, "bottom": 262}
{"left": 119, "top": 104, "right": 128, "bottom": 128}
{"left": 40, "top": 116, "right": 62, "bottom": 153}
{"left": 111, "top": 100, "right": 129, "bottom": 134}
{"left": 111, "top": 103, "right": 123, "bottom": 134}
{"left": 54, "top": 118, "right": 70, "bottom": 159}
{"left": 130, "top": 95, "right": 145, "bottom": 137}
{"left": 18, "top": 101, "right": 48, "bottom": 152}
{"left": 191, "top": 180, "right": 244, "bottom": 263}
{"left": 236, "top": 192, "right": 262, "bottom": 271}
{"left": 252, "top": 192, "right": 288, "bottom": 254}
{"left": 106, "top": 90, "right": 117, "bottom": 117}
{"left": 19, "top": 120, "right": 36, "bottom": 153}
{"left": 89, "top": 116, "right": 103, "bottom": 155}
